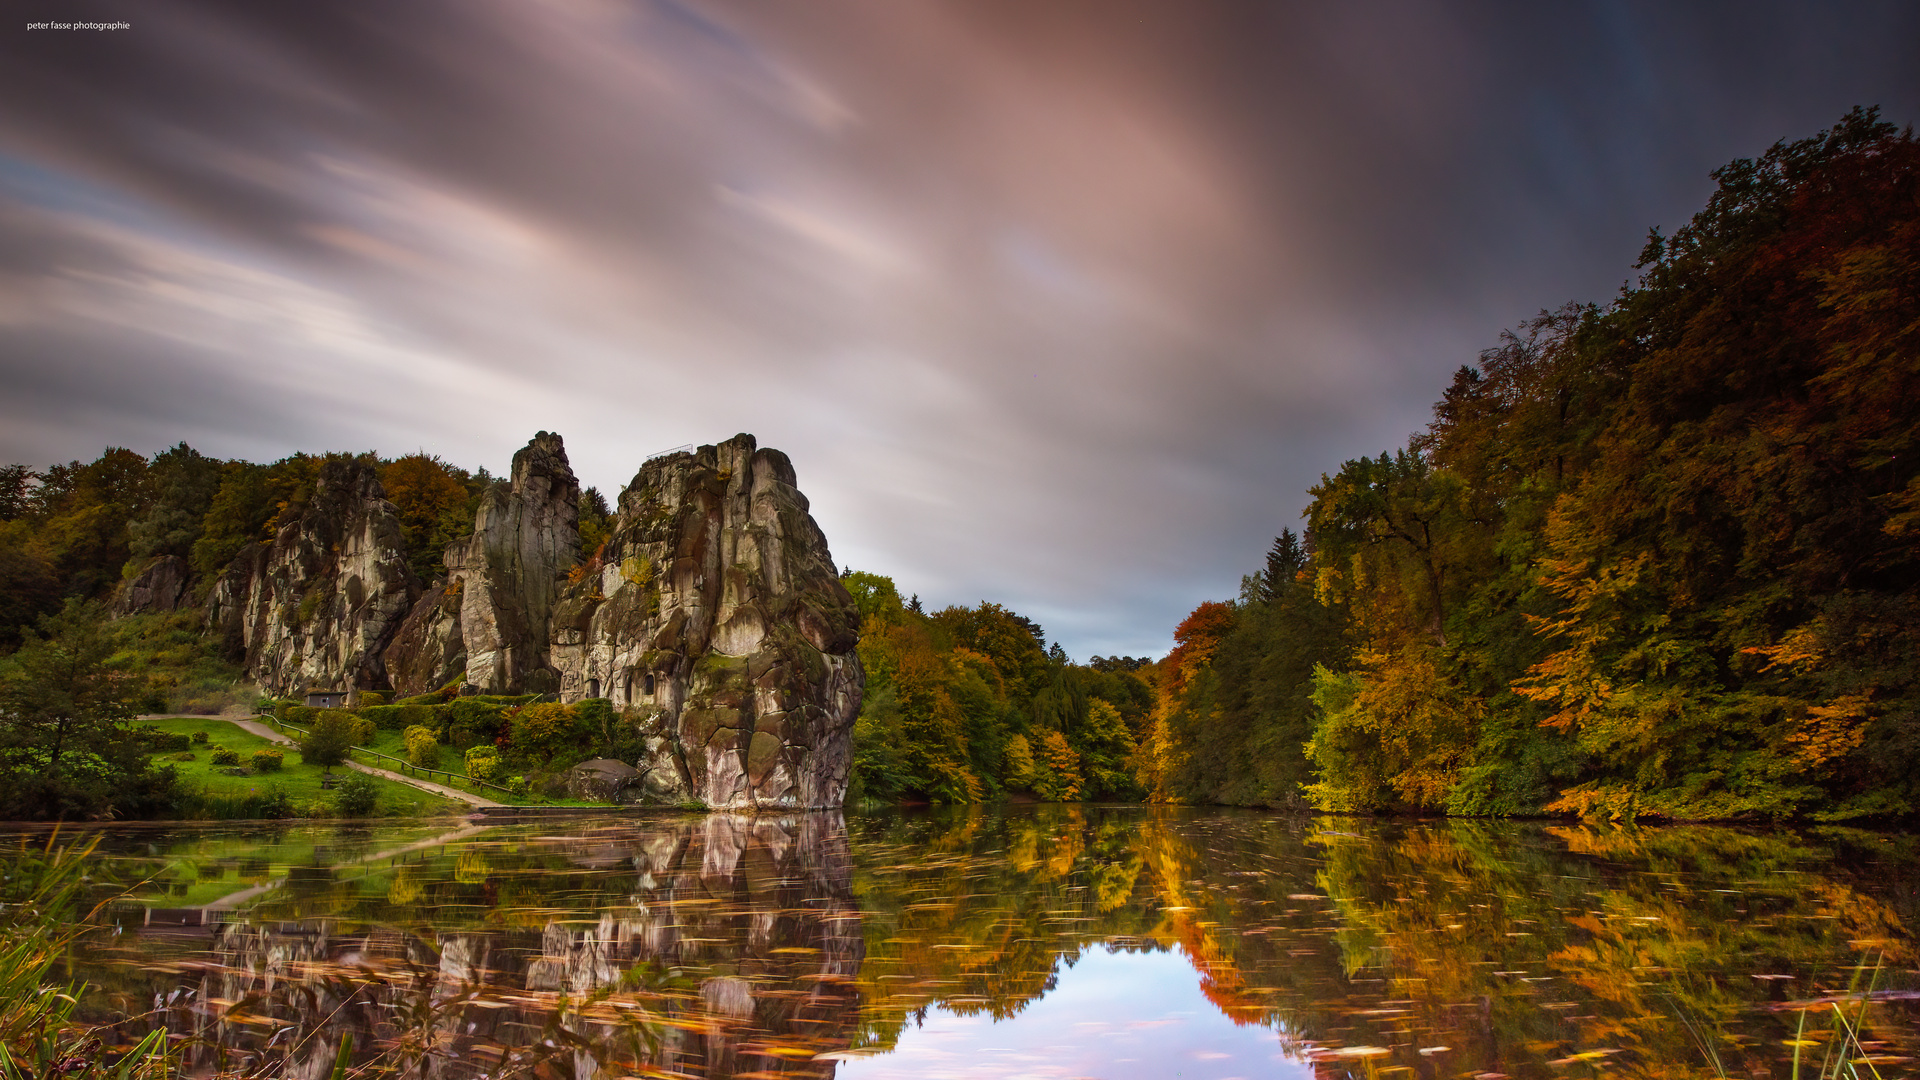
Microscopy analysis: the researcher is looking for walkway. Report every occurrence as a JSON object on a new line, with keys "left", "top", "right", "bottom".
{"left": 168, "top": 714, "right": 505, "bottom": 808}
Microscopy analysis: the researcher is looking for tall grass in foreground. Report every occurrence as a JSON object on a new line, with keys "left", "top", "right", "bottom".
{"left": 1679, "top": 954, "right": 1901, "bottom": 1080}
{"left": 1785, "top": 956, "right": 1893, "bottom": 1080}
{"left": 0, "top": 834, "right": 171, "bottom": 1080}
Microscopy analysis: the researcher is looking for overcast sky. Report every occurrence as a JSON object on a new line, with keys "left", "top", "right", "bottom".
{"left": 4, "top": 1, "right": 1917, "bottom": 660}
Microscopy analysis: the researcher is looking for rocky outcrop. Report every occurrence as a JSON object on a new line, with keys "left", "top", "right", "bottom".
{"left": 547, "top": 434, "right": 863, "bottom": 810}
{"left": 381, "top": 577, "right": 466, "bottom": 695}
{"left": 204, "top": 459, "right": 420, "bottom": 695}
{"left": 207, "top": 430, "right": 860, "bottom": 810}
{"left": 385, "top": 432, "right": 578, "bottom": 695}
{"left": 113, "top": 554, "right": 189, "bottom": 616}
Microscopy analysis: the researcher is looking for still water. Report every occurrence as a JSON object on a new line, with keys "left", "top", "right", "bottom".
{"left": 22, "top": 807, "right": 1920, "bottom": 1079}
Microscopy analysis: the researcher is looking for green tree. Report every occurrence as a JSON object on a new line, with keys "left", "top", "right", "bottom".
{"left": 0, "top": 600, "right": 152, "bottom": 817}
{"left": 578, "top": 486, "right": 612, "bottom": 559}
{"left": 0, "top": 522, "right": 61, "bottom": 651}
{"left": 0, "top": 465, "right": 36, "bottom": 521}
{"left": 27, "top": 448, "right": 151, "bottom": 598}
{"left": 298, "top": 711, "right": 358, "bottom": 772}
{"left": 126, "top": 443, "right": 222, "bottom": 564}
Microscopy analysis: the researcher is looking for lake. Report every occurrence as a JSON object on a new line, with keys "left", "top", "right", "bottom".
{"left": 20, "top": 806, "right": 1920, "bottom": 1078}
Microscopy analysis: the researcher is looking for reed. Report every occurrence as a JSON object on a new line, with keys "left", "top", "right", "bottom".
{"left": 0, "top": 832, "right": 173, "bottom": 1080}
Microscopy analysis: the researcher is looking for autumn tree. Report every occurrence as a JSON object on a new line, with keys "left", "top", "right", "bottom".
{"left": 382, "top": 453, "right": 474, "bottom": 581}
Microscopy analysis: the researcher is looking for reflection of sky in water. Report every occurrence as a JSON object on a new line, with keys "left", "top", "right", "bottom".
{"left": 839, "top": 947, "right": 1311, "bottom": 1080}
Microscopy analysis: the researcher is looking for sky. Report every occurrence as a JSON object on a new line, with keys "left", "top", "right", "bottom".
{"left": 4, "top": 1, "right": 1917, "bottom": 661}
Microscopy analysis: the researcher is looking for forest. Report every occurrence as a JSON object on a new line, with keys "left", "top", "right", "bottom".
{"left": 1155, "top": 108, "right": 1920, "bottom": 822}
{"left": 1, "top": 109, "right": 1914, "bottom": 821}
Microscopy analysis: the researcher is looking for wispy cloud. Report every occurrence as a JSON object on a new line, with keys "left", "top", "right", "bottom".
{"left": 2, "top": 0, "right": 1916, "bottom": 657}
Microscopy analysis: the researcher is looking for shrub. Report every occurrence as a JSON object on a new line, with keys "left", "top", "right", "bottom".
{"left": 356, "top": 691, "right": 387, "bottom": 708}
{"left": 394, "top": 688, "right": 452, "bottom": 707}
{"left": 171, "top": 751, "right": 196, "bottom": 762}
{"left": 285, "top": 704, "right": 318, "bottom": 727}
{"left": 209, "top": 746, "right": 240, "bottom": 766}
{"left": 254, "top": 785, "right": 296, "bottom": 819}
{"left": 191, "top": 730, "right": 210, "bottom": 744}
{"left": 363, "top": 702, "right": 440, "bottom": 731}
{"left": 404, "top": 725, "right": 441, "bottom": 769}
{"left": 144, "top": 730, "right": 192, "bottom": 753}
{"left": 464, "top": 745, "right": 503, "bottom": 783}
{"left": 251, "top": 748, "right": 283, "bottom": 772}
{"left": 350, "top": 716, "right": 376, "bottom": 746}
{"left": 510, "top": 702, "right": 583, "bottom": 765}
{"left": 447, "top": 698, "right": 505, "bottom": 746}
{"left": 334, "top": 774, "right": 377, "bottom": 816}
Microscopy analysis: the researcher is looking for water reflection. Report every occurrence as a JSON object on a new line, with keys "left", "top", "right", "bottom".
{"left": 94, "top": 814, "right": 863, "bottom": 1079}
{"left": 39, "top": 808, "right": 1920, "bottom": 1078}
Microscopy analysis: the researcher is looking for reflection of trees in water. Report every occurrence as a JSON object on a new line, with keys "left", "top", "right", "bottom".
{"left": 847, "top": 807, "right": 1920, "bottom": 1077}
{"left": 68, "top": 810, "right": 1920, "bottom": 1078}
{"left": 155, "top": 813, "right": 862, "bottom": 1080}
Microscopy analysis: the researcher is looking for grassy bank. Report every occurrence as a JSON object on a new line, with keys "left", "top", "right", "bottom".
{"left": 143, "top": 716, "right": 466, "bottom": 818}
{"left": 258, "top": 717, "right": 604, "bottom": 808}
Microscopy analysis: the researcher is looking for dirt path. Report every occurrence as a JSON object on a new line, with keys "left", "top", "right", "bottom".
{"left": 155, "top": 714, "right": 505, "bottom": 809}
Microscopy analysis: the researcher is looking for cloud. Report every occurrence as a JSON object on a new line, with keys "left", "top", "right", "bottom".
{"left": 2, "top": 0, "right": 1917, "bottom": 658}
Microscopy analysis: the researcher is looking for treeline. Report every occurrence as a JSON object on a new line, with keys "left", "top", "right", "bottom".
{"left": 1154, "top": 109, "right": 1920, "bottom": 821}
{"left": 840, "top": 572, "right": 1155, "bottom": 804}
{"left": 0, "top": 443, "right": 620, "bottom": 818}
{"left": 0, "top": 445, "right": 619, "bottom": 649}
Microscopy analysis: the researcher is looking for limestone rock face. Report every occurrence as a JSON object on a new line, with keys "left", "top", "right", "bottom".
{"left": 382, "top": 579, "right": 467, "bottom": 695}
{"left": 448, "top": 432, "right": 579, "bottom": 694}
{"left": 211, "top": 429, "right": 860, "bottom": 810}
{"left": 383, "top": 432, "right": 579, "bottom": 696}
{"left": 549, "top": 434, "right": 862, "bottom": 810}
{"left": 113, "top": 555, "right": 189, "bottom": 616}
{"left": 204, "top": 460, "right": 420, "bottom": 694}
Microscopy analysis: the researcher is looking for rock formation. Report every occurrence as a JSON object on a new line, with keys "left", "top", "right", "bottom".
{"left": 385, "top": 432, "right": 578, "bottom": 695}
{"left": 204, "top": 459, "right": 420, "bottom": 695}
{"left": 112, "top": 554, "right": 189, "bottom": 616}
{"left": 547, "top": 435, "right": 862, "bottom": 810}
{"left": 207, "top": 430, "right": 861, "bottom": 809}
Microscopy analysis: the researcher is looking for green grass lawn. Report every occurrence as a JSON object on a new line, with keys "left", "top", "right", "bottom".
{"left": 144, "top": 716, "right": 467, "bottom": 818}
{"left": 259, "top": 718, "right": 606, "bottom": 807}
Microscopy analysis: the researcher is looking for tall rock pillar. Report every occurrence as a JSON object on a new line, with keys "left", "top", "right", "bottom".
{"left": 548, "top": 434, "right": 863, "bottom": 810}
{"left": 450, "top": 432, "right": 580, "bottom": 694}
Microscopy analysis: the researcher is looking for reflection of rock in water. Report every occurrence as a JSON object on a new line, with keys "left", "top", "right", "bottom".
{"left": 170, "top": 814, "right": 861, "bottom": 1080}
